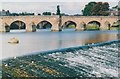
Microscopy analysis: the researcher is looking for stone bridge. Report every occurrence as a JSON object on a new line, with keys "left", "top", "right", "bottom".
{"left": 0, "top": 15, "right": 119, "bottom": 32}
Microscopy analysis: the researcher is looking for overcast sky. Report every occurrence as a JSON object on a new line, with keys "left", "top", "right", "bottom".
{"left": 0, "top": 0, "right": 119, "bottom": 15}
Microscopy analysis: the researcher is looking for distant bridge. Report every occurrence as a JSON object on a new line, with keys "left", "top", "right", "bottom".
{"left": 0, "top": 15, "right": 119, "bottom": 32}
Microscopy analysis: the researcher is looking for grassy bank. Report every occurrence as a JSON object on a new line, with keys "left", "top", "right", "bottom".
{"left": 67, "top": 25, "right": 76, "bottom": 28}
{"left": 110, "top": 26, "right": 120, "bottom": 30}
{"left": 85, "top": 24, "right": 99, "bottom": 30}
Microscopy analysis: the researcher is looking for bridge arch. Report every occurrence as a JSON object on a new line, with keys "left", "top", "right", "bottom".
{"left": 80, "top": 22, "right": 86, "bottom": 30}
{"left": 111, "top": 20, "right": 120, "bottom": 28}
{"left": 86, "top": 21, "right": 101, "bottom": 30}
{"left": 62, "top": 20, "right": 77, "bottom": 30}
{"left": 116, "top": 20, "right": 120, "bottom": 25}
{"left": 10, "top": 20, "right": 26, "bottom": 30}
{"left": 87, "top": 21, "right": 101, "bottom": 26}
{"left": 37, "top": 20, "right": 52, "bottom": 30}
{"left": 4, "top": 23, "right": 10, "bottom": 32}
{"left": 117, "top": 20, "right": 120, "bottom": 22}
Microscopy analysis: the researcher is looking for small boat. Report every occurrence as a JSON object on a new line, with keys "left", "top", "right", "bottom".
{"left": 8, "top": 37, "right": 19, "bottom": 44}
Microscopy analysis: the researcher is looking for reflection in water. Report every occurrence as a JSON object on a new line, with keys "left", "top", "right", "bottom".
{"left": 84, "top": 34, "right": 118, "bottom": 45}
{"left": 1, "top": 30, "right": 119, "bottom": 59}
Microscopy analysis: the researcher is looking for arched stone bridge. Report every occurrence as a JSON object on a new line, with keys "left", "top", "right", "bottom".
{"left": 0, "top": 15, "right": 119, "bottom": 32}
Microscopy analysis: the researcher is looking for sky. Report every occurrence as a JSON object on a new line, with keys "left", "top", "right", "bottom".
{"left": 0, "top": 0, "right": 119, "bottom": 15}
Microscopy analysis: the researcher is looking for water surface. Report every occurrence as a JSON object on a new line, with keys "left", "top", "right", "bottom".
{"left": 1, "top": 29, "right": 119, "bottom": 59}
{"left": 2, "top": 40, "right": 119, "bottom": 77}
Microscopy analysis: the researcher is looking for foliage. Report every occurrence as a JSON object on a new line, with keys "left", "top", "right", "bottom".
{"left": 10, "top": 12, "right": 34, "bottom": 16}
{"left": 67, "top": 25, "right": 76, "bottom": 28}
{"left": 82, "top": 2, "right": 97, "bottom": 16}
{"left": 82, "top": 2, "right": 109, "bottom": 16}
{"left": 42, "top": 12, "right": 51, "bottom": 15}
{"left": 112, "top": 21, "right": 120, "bottom": 27}
{"left": 56, "top": 5, "right": 61, "bottom": 15}
{"left": 110, "top": 26, "right": 120, "bottom": 30}
{"left": 112, "top": 5, "right": 120, "bottom": 10}
{"left": 86, "top": 24, "right": 99, "bottom": 30}
{"left": 38, "top": 13, "right": 41, "bottom": 15}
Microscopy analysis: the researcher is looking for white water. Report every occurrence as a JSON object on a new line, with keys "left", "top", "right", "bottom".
{"left": 46, "top": 43, "right": 119, "bottom": 77}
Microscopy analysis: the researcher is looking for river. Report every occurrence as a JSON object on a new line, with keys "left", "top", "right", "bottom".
{"left": 1, "top": 29, "right": 120, "bottom": 77}
{"left": 1, "top": 29, "right": 119, "bottom": 60}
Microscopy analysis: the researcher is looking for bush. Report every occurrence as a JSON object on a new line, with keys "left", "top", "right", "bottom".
{"left": 86, "top": 24, "right": 99, "bottom": 30}
{"left": 67, "top": 25, "right": 76, "bottom": 28}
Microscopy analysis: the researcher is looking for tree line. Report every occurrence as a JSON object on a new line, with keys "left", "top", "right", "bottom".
{"left": 1, "top": 2, "right": 118, "bottom": 16}
{"left": 82, "top": 2, "right": 110, "bottom": 16}
{"left": 10, "top": 12, "right": 35, "bottom": 16}
{"left": 41, "top": 2, "right": 118, "bottom": 16}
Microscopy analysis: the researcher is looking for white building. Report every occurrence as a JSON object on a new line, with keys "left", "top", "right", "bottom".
{"left": 0, "top": 10, "right": 10, "bottom": 16}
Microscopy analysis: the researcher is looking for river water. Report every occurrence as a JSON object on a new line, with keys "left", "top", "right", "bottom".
{"left": 1, "top": 29, "right": 119, "bottom": 59}
{"left": 0, "top": 29, "right": 120, "bottom": 77}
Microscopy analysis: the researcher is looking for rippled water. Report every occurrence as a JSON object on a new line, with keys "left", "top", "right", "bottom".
{"left": 1, "top": 40, "right": 119, "bottom": 77}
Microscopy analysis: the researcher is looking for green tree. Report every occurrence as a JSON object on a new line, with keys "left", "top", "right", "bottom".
{"left": 102, "top": 2, "right": 109, "bottom": 15}
{"left": 91, "top": 2, "right": 103, "bottom": 16}
{"left": 82, "top": 2, "right": 109, "bottom": 16}
{"left": 92, "top": 2, "right": 109, "bottom": 16}
{"left": 42, "top": 12, "right": 51, "bottom": 15}
{"left": 56, "top": 5, "right": 61, "bottom": 15}
{"left": 82, "top": 2, "right": 97, "bottom": 16}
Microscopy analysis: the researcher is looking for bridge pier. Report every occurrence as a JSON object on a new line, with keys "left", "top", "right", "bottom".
{"left": 75, "top": 25, "right": 85, "bottom": 31}
{"left": 75, "top": 28, "right": 85, "bottom": 31}
{"left": 100, "top": 23, "right": 109, "bottom": 30}
{"left": 51, "top": 27, "right": 62, "bottom": 32}
{"left": 26, "top": 22, "right": 36, "bottom": 32}
{"left": 51, "top": 23, "right": 62, "bottom": 32}
{"left": 75, "top": 23, "right": 85, "bottom": 31}
{"left": 0, "top": 23, "right": 10, "bottom": 32}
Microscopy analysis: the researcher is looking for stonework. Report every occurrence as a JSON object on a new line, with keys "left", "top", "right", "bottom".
{"left": 0, "top": 15, "right": 119, "bottom": 32}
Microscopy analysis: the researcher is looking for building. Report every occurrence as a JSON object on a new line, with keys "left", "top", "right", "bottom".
{"left": 109, "top": 5, "right": 119, "bottom": 16}
{"left": 109, "top": 11, "right": 119, "bottom": 16}
{"left": 0, "top": 10, "right": 10, "bottom": 16}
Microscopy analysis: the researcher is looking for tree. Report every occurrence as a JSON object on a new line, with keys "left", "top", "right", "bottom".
{"left": 91, "top": 2, "right": 103, "bottom": 16}
{"left": 82, "top": 2, "right": 109, "bottom": 16}
{"left": 38, "top": 13, "right": 41, "bottom": 15}
{"left": 56, "top": 5, "right": 61, "bottom": 15}
{"left": 82, "top": 2, "right": 97, "bottom": 16}
{"left": 102, "top": 2, "right": 109, "bottom": 15}
{"left": 42, "top": 12, "right": 51, "bottom": 15}
{"left": 92, "top": 2, "right": 109, "bottom": 16}
{"left": 6, "top": 10, "right": 10, "bottom": 16}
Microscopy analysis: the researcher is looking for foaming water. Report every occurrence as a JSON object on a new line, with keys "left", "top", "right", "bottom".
{"left": 1, "top": 40, "right": 119, "bottom": 77}
{"left": 44, "top": 41, "right": 119, "bottom": 77}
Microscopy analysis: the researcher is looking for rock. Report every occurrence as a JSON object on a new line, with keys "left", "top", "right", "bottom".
{"left": 31, "top": 61, "right": 34, "bottom": 63}
{"left": 13, "top": 56, "right": 17, "bottom": 59}
{"left": 5, "top": 64, "right": 8, "bottom": 67}
{"left": 8, "top": 37, "right": 19, "bottom": 44}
